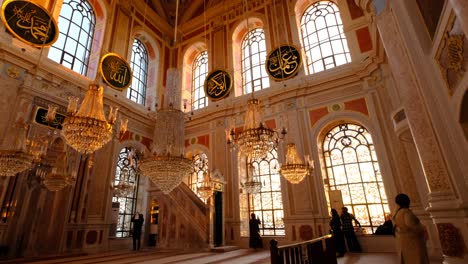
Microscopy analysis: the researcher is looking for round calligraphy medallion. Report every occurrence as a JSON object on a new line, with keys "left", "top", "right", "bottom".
{"left": 1, "top": 0, "right": 59, "bottom": 47}
{"left": 266, "top": 45, "right": 302, "bottom": 81}
{"left": 204, "top": 69, "right": 233, "bottom": 101}
{"left": 99, "top": 53, "right": 132, "bottom": 91}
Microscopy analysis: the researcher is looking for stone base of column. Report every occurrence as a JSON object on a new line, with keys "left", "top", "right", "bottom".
{"left": 426, "top": 193, "right": 468, "bottom": 263}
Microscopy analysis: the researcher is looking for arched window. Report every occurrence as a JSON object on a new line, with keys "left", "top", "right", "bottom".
{"left": 192, "top": 51, "right": 209, "bottom": 110}
{"left": 242, "top": 28, "right": 270, "bottom": 94}
{"left": 300, "top": 1, "right": 351, "bottom": 74}
{"left": 128, "top": 39, "right": 149, "bottom": 105}
{"left": 112, "top": 147, "right": 139, "bottom": 238}
{"left": 241, "top": 148, "right": 285, "bottom": 236}
{"left": 322, "top": 123, "right": 389, "bottom": 234}
{"left": 48, "top": 0, "right": 96, "bottom": 75}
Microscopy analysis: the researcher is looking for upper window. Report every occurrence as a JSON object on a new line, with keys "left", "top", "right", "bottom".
{"left": 192, "top": 51, "right": 209, "bottom": 110}
{"left": 322, "top": 123, "right": 389, "bottom": 234}
{"left": 112, "top": 147, "right": 139, "bottom": 238}
{"left": 48, "top": 0, "right": 96, "bottom": 75}
{"left": 240, "top": 149, "right": 285, "bottom": 236}
{"left": 300, "top": 1, "right": 351, "bottom": 74}
{"left": 128, "top": 39, "right": 149, "bottom": 105}
{"left": 242, "top": 28, "right": 270, "bottom": 94}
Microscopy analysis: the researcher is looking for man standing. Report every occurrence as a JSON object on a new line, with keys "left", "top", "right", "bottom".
{"left": 340, "top": 207, "right": 362, "bottom": 252}
{"left": 131, "top": 212, "right": 144, "bottom": 250}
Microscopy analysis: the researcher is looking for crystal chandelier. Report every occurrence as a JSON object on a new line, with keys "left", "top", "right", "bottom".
{"left": 42, "top": 151, "right": 76, "bottom": 192}
{"left": 280, "top": 143, "right": 313, "bottom": 184}
{"left": 0, "top": 124, "right": 34, "bottom": 176}
{"left": 197, "top": 171, "right": 213, "bottom": 200}
{"left": 139, "top": 69, "right": 193, "bottom": 194}
{"left": 242, "top": 162, "right": 262, "bottom": 194}
{"left": 62, "top": 84, "right": 118, "bottom": 154}
{"left": 113, "top": 169, "right": 134, "bottom": 197}
{"left": 227, "top": 98, "right": 286, "bottom": 160}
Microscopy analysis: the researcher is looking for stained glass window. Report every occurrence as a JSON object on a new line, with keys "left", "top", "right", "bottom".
{"left": 48, "top": 0, "right": 95, "bottom": 75}
{"left": 322, "top": 123, "right": 389, "bottom": 234}
{"left": 128, "top": 39, "right": 149, "bottom": 105}
{"left": 241, "top": 148, "right": 285, "bottom": 236}
{"left": 192, "top": 51, "right": 209, "bottom": 110}
{"left": 300, "top": 1, "right": 351, "bottom": 74}
{"left": 112, "top": 147, "right": 139, "bottom": 238}
{"left": 242, "top": 28, "right": 270, "bottom": 94}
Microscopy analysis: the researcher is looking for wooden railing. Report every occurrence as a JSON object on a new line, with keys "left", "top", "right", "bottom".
{"left": 270, "top": 235, "right": 337, "bottom": 264}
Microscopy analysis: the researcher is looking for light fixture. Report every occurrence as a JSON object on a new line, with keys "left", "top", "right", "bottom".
{"left": 197, "top": 171, "right": 213, "bottom": 200}
{"left": 242, "top": 162, "right": 262, "bottom": 194}
{"left": 42, "top": 151, "right": 76, "bottom": 192}
{"left": 0, "top": 124, "right": 34, "bottom": 176}
{"left": 227, "top": 98, "right": 286, "bottom": 160}
{"left": 139, "top": 69, "right": 193, "bottom": 194}
{"left": 62, "top": 83, "right": 118, "bottom": 154}
{"left": 280, "top": 143, "right": 313, "bottom": 184}
{"left": 113, "top": 169, "right": 135, "bottom": 197}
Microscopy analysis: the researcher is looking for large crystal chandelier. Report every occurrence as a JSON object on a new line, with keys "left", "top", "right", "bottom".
{"left": 112, "top": 169, "right": 134, "bottom": 197}
{"left": 42, "top": 151, "right": 76, "bottom": 192}
{"left": 227, "top": 98, "right": 286, "bottom": 160}
{"left": 280, "top": 143, "right": 313, "bottom": 184}
{"left": 139, "top": 69, "right": 193, "bottom": 194}
{"left": 242, "top": 162, "right": 262, "bottom": 194}
{"left": 0, "top": 124, "right": 34, "bottom": 176}
{"left": 197, "top": 171, "right": 214, "bottom": 200}
{"left": 62, "top": 84, "right": 118, "bottom": 154}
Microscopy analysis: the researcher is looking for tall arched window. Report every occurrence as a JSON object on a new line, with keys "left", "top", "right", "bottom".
{"left": 242, "top": 28, "right": 270, "bottom": 94}
{"left": 48, "top": 0, "right": 96, "bottom": 75}
{"left": 112, "top": 147, "right": 139, "bottom": 238}
{"left": 241, "top": 149, "right": 285, "bottom": 236}
{"left": 322, "top": 123, "right": 389, "bottom": 234}
{"left": 128, "top": 39, "right": 149, "bottom": 105}
{"left": 192, "top": 51, "right": 208, "bottom": 110}
{"left": 186, "top": 153, "right": 208, "bottom": 193}
{"left": 300, "top": 1, "right": 351, "bottom": 74}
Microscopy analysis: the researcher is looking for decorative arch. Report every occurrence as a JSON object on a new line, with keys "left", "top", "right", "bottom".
{"left": 231, "top": 15, "right": 270, "bottom": 96}
{"left": 130, "top": 29, "right": 161, "bottom": 110}
{"left": 181, "top": 41, "right": 208, "bottom": 112}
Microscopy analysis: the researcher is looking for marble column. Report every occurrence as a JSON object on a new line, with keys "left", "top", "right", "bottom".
{"left": 375, "top": 6, "right": 468, "bottom": 264}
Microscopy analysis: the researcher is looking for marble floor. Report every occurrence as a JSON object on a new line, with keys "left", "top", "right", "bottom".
{"left": 0, "top": 249, "right": 443, "bottom": 264}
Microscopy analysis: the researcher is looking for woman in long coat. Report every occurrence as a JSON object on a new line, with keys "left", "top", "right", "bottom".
{"left": 393, "top": 193, "right": 429, "bottom": 264}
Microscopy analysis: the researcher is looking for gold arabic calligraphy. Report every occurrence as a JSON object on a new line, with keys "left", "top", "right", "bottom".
{"left": 268, "top": 47, "right": 300, "bottom": 78}
{"left": 207, "top": 71, "right": 229, "bottom": 97}
{"left": 106, "top": 60, "right": 128, "bottom": 86}
{"left": 13, "top": 6, "right": 50, "bottom": 42}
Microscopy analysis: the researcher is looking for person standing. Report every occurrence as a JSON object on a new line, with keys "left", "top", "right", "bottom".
{"left": 329, "top": 209, "right": 346, "bottom": 257}
{"left": 393, "top": 193, "right": 429, "bottom": 264}
{"left": 249, "top": 213, "right": 263, "bottom": 249}
{"left": 340, "top": 207, "right": 362, "bottom": 252}
{"left": 131, "top": 212, "right": 144, "bottom": 251}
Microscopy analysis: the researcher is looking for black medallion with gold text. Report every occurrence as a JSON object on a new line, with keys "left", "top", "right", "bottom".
{"left": 204, "top": 69, "right": 233, "bottom": 101}
{"left": 99, "top": 53, "right": 132, "bottom": 91}
{"left": 1, "top": 0, "right": 58, "bottom": 47}
{"left": 266, "top": 45, "right": 302, "bottom": 81}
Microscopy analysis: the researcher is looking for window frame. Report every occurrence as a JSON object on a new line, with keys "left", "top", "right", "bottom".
{"left": 241, "top": 28, "right": 270, "bottom": 95}
{"left": 128, "top": 38, "right": 149, "bottom": 106}
{"left": 191, "top": 51, "right": 209, "bottom": 110}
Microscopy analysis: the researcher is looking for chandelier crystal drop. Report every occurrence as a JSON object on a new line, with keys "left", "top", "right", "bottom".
{"left": 62, "top": 84, "right": 117, "bottom": 154}
{"left": 139, "top": 69, "right": 193, "bottom": 194}
{"left": 227, "top": 98, "right": 286, "bottom": 160}
{"left": 0, "top": 125, "right": 34, "bottom": 177}
{"left": 279, "top": 143, "right": 312, "bottom": 184}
